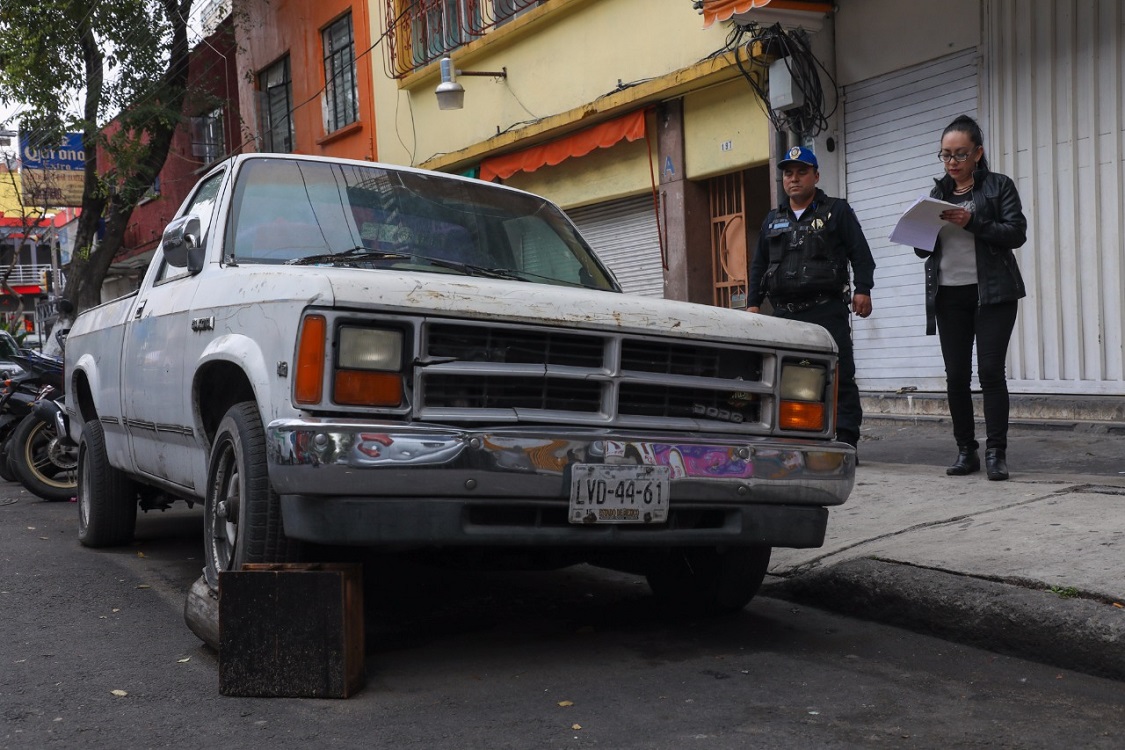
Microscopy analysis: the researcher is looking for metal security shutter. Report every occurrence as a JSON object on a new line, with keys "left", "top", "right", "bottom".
{"left": 568, "top": 195, "right": 665, "bottom": 298}
{"left": 843, "top": 49, "right": 979, "bottom": 392}
{"left": 989, "top": 0, "right": 1125, "bottom": 395}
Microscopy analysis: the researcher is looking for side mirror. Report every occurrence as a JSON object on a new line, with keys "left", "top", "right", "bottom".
{"left": 162, "top": 215, "right": 205, "bottom": 274}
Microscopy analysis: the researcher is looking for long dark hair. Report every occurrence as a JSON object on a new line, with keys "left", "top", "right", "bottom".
{"left": 942, "top": 114, "right": 989, "bottom": 171}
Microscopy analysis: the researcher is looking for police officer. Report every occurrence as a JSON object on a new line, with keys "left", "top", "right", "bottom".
{"left": 747, "top": 146, "right": 876, "bottom": 453}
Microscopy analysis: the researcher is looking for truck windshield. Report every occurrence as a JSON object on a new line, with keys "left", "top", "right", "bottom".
{"left": 224, "top": 157, "right": 619, "bottom": 291}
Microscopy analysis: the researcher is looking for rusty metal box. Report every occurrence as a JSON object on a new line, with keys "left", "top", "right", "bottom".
{"left": 218, "top": 562, "right": 365, "bottom": 698}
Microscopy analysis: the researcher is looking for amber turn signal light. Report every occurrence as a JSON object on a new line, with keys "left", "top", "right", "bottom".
{"left": 778, "top": 400, "right": 825, "bottom": 431}
{"left": 334, "top": 370, "right": 403, "bottom": 407}
{"left": 295, "top": 314, "right": 327, "bottom": 404}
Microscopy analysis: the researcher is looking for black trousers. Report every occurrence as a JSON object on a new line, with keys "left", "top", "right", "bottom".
{"left": 773, "top": 298, "right": 861, "bottom": 445}
{"left": 934, "top": 284, "right": 1018, "bottom": 452}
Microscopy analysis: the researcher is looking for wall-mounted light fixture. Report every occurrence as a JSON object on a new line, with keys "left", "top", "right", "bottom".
{"left": 435, "top": 56, "right": 508, "bottom": 111}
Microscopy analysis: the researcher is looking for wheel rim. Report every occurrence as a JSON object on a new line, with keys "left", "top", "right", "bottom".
{"left": 207, "top": 438, "right": 241, "bottom": 576}
{"left": 24, "top": 420, "right": 78, "bottom": 490}
{"left": 78, "top": 440, "right": 92, "bottom": 530}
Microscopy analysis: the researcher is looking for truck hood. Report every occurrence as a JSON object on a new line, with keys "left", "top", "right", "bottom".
{"left": 323, "top": 270, "right": 838, "bottom": 354}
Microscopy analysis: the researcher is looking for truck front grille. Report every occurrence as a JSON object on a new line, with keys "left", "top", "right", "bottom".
{"left": 417, "top": 321, "right": 771, "bottom": 433}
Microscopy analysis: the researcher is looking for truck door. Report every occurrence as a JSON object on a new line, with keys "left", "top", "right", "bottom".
{"left": 121, "top": 170, "right": 224, "bottom": 490}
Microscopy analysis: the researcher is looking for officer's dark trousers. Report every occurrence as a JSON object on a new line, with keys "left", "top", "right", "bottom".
{"left": 773, "top": 298, "right": 861, "bottom": 446}
{"left": 934, "top": 284, "right": 1018, "bottom": 452}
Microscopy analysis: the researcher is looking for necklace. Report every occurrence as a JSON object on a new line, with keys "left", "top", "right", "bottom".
{"left": 953, "top": 181, "right": 974, "bottom": 195}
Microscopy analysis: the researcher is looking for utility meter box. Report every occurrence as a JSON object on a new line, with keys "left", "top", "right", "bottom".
{"left": 769, "top": 58, "right": 805, "bottom": 111}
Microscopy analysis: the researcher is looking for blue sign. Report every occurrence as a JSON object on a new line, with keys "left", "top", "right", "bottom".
{"left": 19, "top": 132, "right": 86, "bottom": 171}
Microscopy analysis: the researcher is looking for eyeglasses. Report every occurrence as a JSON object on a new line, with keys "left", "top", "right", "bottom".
{"left": 938, "top": 151, "right": 975, "bottom": 163}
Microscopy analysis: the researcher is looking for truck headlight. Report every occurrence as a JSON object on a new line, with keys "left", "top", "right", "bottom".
{"left": 339, "top": 327, "right": 402, "bottom": 370}
{"left": 335, "top": 327, "right": 404, "bottom": 407}
{"left": 778, "top": 361, "right": 827, "bottom": 431}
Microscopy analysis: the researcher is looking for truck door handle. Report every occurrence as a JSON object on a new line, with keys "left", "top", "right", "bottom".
{"left": 134, "top": 300, "right": 147, "bottom": 319}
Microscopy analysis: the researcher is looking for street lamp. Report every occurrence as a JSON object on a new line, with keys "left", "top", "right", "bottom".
{"left": 435, "top": 56, "right": 507, "bottom": 111}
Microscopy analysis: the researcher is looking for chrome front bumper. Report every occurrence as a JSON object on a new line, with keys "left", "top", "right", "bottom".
{"left": 266, "top": 419, "right": 854, "bottom": 548}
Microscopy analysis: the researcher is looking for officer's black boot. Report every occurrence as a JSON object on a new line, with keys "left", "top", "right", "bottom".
{"left": 985, "top": 449, "right": 1009, "bottom": 481}
{"left": 946, "top": 446, "right": 980, "bottom": 476}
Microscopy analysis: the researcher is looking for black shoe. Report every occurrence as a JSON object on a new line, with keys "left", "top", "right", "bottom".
{"left": 985, "top": 449, "right": 1009, "bottom": 481}
{"left": 946, "top": 447, "right": 980, "bottom": 476}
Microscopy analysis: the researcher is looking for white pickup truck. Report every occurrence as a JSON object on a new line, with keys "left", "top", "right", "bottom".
{"left": 65, "top": 153, "right": 854, "bottom": 615}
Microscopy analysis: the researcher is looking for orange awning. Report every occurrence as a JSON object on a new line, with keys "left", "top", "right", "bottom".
{"left": 479, "top": 109, "right": 647, "bottom": 183}
{"left": 702, "top": 0, "right": 832, "bottom": 29}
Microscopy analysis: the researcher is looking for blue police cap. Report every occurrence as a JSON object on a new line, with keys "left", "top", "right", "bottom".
{"left": 778, "top": 145, "right": 818, "bottom": 170}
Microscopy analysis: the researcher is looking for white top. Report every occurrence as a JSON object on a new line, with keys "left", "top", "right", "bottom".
{"left": 937, "top": 195, "right": 977, "bottom": 286}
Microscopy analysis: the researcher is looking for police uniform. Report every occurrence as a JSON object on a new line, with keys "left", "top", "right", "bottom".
{"left": 746, "top": 147, "right": 876, "bottom": 449}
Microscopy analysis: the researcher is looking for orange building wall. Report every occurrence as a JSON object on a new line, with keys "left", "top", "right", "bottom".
{"left": 234, "top": 0, "right": 377, "bottom": 161}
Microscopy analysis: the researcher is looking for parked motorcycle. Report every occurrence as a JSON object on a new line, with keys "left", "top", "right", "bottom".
{"left": 0, "top": 368, "right": 47, "bottom": 482}
{"left": 5, "top": 330, "right": 76, "bottom": 502}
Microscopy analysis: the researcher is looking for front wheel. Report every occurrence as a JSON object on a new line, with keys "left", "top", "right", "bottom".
{"left": 646, "top": 545, "right": 772, "bottom": 616}
{"left": 203, "top": 402, "right": 299, "bottom": 589}
{"left": 10, "top": 412, "right": 78, "bottom": 502}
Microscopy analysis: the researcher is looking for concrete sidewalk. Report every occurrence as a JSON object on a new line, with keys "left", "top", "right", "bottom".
{"left": 763, "top": 460, "right": 1125, "bottom": 680}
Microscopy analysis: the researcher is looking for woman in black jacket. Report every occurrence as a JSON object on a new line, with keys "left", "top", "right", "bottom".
{"left": 915, "top": 115, "right": 1027, "bottom": 480}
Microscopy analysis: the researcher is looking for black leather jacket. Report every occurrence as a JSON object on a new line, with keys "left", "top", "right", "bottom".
{"left": 914, "top": 168, "right": 1027, "bottom": 335}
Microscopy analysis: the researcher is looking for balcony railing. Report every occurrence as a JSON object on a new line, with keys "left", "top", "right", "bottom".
{"left": 2, "top": 264, "right": 59, "bottom": 289}
{"left": 383, "top": 0, "right": 541, "bottom": 79}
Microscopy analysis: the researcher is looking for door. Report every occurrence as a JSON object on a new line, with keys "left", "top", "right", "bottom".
{"left": 121, "top": 169, "right": 225, "bottom": 490}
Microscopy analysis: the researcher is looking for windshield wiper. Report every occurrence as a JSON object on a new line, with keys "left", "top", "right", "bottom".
{"left": 285, "top": 247, "right": 411, "bottom": 266}
{"left": 419, "top": 257, "right": 528, "bottom": 281}
{"left": 285, "top": 247, "right": 529, "bottom": 282}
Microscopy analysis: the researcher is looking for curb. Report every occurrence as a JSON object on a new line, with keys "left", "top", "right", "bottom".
{"left": 761, "top": 558, "right": 1125, "bottom": 682}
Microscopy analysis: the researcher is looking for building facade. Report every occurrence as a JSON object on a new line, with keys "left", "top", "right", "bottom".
{"left": 233, "top": 0, "right": 378, "bottom": 161}
{"left": 99, "top": 16, "right": 244, "bottom": 299}
{"left": 370, "top": 0, "right": 800, "bottom": 308}
{"left": 368, "top": 0, "right": 1125, "bottom": 401}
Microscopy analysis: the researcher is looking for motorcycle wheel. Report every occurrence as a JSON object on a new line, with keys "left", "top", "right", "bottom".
{"left": 10, "top": 413, "right": 78, "bottom": 502}
{"left": 0, "top": 435, "right": 16, "bottom": 483}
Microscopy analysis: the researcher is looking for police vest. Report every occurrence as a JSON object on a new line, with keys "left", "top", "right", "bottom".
{"left": 761, "top": 198, "right": 849, "bottom": 301}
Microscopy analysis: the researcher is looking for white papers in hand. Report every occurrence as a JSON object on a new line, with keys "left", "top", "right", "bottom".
{"left": 888, "top": 196, "right": 958, "bottom": 251}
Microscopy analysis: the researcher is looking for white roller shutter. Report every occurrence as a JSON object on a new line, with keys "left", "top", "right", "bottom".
{"left": 567, "top": 195, "right": 665, "bottom": 298}
{"left": 843, "top": 49, "right": 979, "bottom": 392}
{"left": 988, "top": 0, "right": 1125, "bottom": 395}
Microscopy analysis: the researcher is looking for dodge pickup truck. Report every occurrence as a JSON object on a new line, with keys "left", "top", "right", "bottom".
{"left": 65, "top": 153, "right": 854, "bottom": 615}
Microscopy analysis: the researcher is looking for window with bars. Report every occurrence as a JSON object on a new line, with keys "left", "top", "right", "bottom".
{"left": 386, "top": 0, "right": 542, "bottom": 77}
{"left": 411, "top": 1, "right": 477, "bottom": 67}
{"left": 190, "top": 109, "right": 225, "bottom": 165}
{"left": 258, "top": 56, "right": 294, "bottom": 153}
{"left": 323, "top": 14, "right": 359, "bottom": 133}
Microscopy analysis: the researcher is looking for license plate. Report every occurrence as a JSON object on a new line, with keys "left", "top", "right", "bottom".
{"left": 569, "top": 464, "right": 671, "bottom": 524}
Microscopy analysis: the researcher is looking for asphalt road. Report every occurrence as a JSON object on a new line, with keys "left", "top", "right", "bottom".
{"left": 2, "top": 484, "right": 1124, "bottom": 749}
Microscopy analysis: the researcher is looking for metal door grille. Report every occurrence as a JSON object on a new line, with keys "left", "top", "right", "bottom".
{"left": 709, "top": 172, "right": 749, "bottom": 309}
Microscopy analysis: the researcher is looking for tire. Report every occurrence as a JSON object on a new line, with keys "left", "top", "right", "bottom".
{"left": 646, "top": 545, "right": 772, "bottom": 616}
{"left": 203, "top": 402, "right": 299, "bottom": 588}
{"left": 0, "top": 434, "right": 16, "bottom": 482}
{"left": 77, "top": 419, "right": 139, "bottom": 547}
{"left": 10, "top": 413, "right": 78, "bottom": 502}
